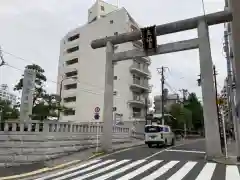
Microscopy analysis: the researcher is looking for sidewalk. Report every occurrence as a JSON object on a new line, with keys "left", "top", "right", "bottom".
{"left": 0, "top": 140, "right": 144, "bottom": 178}
{"left": 212, "top": 139, "right": 240, "bottom": 165}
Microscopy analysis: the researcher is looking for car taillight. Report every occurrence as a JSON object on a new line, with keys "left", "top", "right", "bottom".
{"left": 161, "top": 133, "right": 163, "bottom": 139}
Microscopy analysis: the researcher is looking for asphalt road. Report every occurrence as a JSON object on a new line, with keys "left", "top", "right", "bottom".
{"left": 34, "top": 139, "right": 240, "bottom": 180}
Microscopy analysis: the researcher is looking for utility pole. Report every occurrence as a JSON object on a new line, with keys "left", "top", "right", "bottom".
{"left": 158, "top": 66, "right": 166, "bottom": 125}
{"left": 0, "top": 47, "right": 6, "bottom": 67}
{"left": 180, "top": 89, "right": 188, "bottom": 138}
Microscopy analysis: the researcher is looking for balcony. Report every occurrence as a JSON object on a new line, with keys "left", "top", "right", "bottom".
{"left": 134, "top": 57, "right": 151, "bottom": 65}
{"left": 130, "top": 79, "right": 151, "bottom": 92}
{"left": 128, "top": 95, "right": 145, "bottom": 106}
{"left": 130, "top": 63, "right": 151, "bottom": 78}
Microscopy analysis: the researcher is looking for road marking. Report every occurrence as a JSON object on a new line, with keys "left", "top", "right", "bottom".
{"left": 71, "top": 160, "right": 130, "bottom": 180}
{"left": 35, "top": 159, "right": 101, "bottom": 180}
{"left": 144, "top": 139, "right": 204, "bottom": 160}
{"left": 226, "top": 165, "right": 240, "bottom": 180}
{"left": 116, "top": 160, "right": 162, "bottom": 180}
{"left": 195, "top": 163, "right": 216, "bottom": 180}
{"left": 167, "top": 161, "right": 197, "bottom": 180}
{"left": 165, "top": 149, "right": 206, "bottom": 154}
{"left": 92, "top": 160, "right": 146, "bottom": 180}
{"left": 54, "top": 159, "right": 115, "bottom": 180}
{"left": 141, "top": 161, "right": 179, "bottom": 180}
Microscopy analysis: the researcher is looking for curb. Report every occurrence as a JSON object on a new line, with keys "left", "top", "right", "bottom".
{"left": 0, "top": 160, "right": 81, "bottom": 180}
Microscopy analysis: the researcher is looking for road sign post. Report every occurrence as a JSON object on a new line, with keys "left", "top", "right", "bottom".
{"left": 94, "top": 107, "right": 100, "bottom": 153}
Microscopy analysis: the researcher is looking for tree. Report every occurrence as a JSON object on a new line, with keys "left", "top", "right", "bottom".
{"left": 0, "top": 98, "right": 19, "bottom": 121}
{"left": 169, "top": 103, "right": 192, "bottom": 130}
{"left": 184, "top": 93, "right": 204, "bottom": 131}
{"left": 14, "top": 64, "right": 68, "bottom": 120}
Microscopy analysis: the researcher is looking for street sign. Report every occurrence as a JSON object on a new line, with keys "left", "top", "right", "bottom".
{"left": 95, "top": 107, "right": 100, "bottom": 113}
{"left": 141, "top": 25, "right": 157, "bottom": 53}
{"left": 94, "top": 113, "right": 100, "bottom": 120}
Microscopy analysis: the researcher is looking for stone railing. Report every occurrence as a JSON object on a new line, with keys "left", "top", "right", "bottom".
{"left": 0, "top": 121, "right": 132, "bottom": 166}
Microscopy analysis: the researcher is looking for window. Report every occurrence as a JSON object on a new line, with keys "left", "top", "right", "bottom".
{"left": 164, "top": 127, "right": 170, "bottom": 132}
{"left": 145, "top": 126, "right": 163, "bottom": 133}
{"left": 65, "top": 70, "right": 78, "bottom": 78}
{"left": 64, "top": 109, "right": 75, "bottom": 116}
{"left": 67, "top": 46, "right": 79, "bottom": 53}
{"left": 101, "top": 6, "right": 105, "bottom": 11}
{"left": 63, "top": 96, "right": 76, "bottom": 103}
{"left": 114, "top": 76, "right": 117, "bottom": 80}
{"left": 114, "top": 32, "right": 118, "bottom": 35}
{"left": 66, "top": 58, "right": 78, "bottom": 65}
{"left": 68, "top": 34, "right": 79, "bottom": 42}
{"left": 110, "top": 20, "right": 114, "bottom": 24}
{"left": 64, "top": 83, "right": 77, "bottom": 90}
{"left": 133, "top": 92, "right": 141, "bottom": 101}
{"left": 132, "top": 107, "right": 141, "bottom": 117}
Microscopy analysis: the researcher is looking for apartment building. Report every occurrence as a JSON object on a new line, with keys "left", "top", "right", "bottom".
{"left": 57, "top": 0, "right": 151, "bottom": 123}
{"left": 0, "top": 84, "right": 17, "bottom": 106}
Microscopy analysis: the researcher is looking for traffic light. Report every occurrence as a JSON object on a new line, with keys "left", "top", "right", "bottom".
{"left": 141, "top": 25, "right": 157, "bottom": 53}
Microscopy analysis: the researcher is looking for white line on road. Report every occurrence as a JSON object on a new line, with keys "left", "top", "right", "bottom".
{"left": 195, "top": 163, "right": 216, "bottom": 180}
{"left": 165, "top": 149, "right": 205, "bottom": 154}
{"left": 35, "top": 159, "right": 101, "bottom": 180}
{"left": 71, "top": 160, "right": 130, "bottom": 180}
{"left": 92, "top": 160, "right": 146, "bottom": 180}
{"left": 226, "top": 165, "right": 240, "bottom": 180}
{"left": 54, "top": 159, "right": 115, "bottom": 180}
{"left": 141, "top": 161, "right": 179, "bottom": 180}
{"left": 167, "top": 161, "right": 197, "bottom": 180}
{"left": 116, "top": 160, "right": 162, "bottom": 180}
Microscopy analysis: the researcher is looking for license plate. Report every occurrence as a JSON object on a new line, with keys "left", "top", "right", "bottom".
{"left": 150, "top": 136, "right": 156, "bottom": 139}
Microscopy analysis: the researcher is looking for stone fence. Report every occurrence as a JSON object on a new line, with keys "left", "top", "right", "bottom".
{"left": 0, "top": 121, "right": 135, "bottom": 166}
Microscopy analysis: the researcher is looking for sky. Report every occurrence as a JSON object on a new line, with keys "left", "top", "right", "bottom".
{"left": 0, "top": 0, "right": 227, "bottom": 102}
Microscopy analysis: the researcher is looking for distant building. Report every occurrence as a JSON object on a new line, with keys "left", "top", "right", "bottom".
{"left": 154, "top": 89, "right": 180, "bottom": 113}
{"left": 0, "top": 84, "right": 17, "bottom": 106}
{"left": 57, "top": 0, "right": 152, "bottom": 123}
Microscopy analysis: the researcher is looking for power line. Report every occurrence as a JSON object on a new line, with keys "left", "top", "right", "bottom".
{"left": 4, "top": 63, "right": 104, "bottom": 96}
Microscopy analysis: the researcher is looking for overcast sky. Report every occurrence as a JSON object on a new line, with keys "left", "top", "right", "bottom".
{"left": 0, "top": 0, "right": 226, "bottom": 102}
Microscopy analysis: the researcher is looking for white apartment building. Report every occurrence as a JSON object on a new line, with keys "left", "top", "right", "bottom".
{"left": 0, "top": 84, "right": 17, "bottom": 106}
{"left": 57, "top": 0, "right": 151, "bottom": 123}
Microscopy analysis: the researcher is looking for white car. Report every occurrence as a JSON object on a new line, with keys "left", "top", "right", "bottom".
{"left": 145, "top": 124, "right": 175, "bottom": 148}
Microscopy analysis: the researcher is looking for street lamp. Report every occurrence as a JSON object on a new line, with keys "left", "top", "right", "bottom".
{"left": 57, "top": 76, "right": 78, "bottom": 120}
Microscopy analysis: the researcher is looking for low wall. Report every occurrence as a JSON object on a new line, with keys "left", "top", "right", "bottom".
{"left": 0, "top": 121, "right": 133, "bottom": 165}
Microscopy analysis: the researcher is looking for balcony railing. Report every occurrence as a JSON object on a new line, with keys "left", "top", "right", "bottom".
{"left": 130, "top": 64, "right": 151, "bottom": 77}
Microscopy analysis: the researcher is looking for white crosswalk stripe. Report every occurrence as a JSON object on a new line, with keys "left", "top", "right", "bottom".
{"left": 195, "top": 162, "right": 216, "bottom": 180}
{"left": 167, "top": 161, "right": 197, "bottom": 180}
{"left": 41, "top": 159, "right": 240, "bottom": 180}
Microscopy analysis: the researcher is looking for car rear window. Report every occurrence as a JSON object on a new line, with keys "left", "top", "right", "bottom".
{"left": 145, "top": 126, "right": 163, "bottom": 133}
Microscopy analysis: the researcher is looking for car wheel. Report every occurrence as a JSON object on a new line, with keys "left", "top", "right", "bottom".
{"left": 171, "top": 138, "right": 175, "bottom": 146}
{"left": 164, "top": 139, "right": 168, "bottom": 147}
{"left": 148, "top": 143, "right": 153, "bottom": 148}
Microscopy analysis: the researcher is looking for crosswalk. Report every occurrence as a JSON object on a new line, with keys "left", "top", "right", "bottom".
{"left": 36, "top": 158, "right": 240, "bottom": 180}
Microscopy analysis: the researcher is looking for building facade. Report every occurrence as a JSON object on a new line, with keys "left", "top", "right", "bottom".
{"left": 57, "top": 0, "right": 151, "bottom": 123}
{"left": 154, "top": 89, "right": 180, "bottom": 114}
{"left": 0, "top": 84, "right": 17, "bottom": 106}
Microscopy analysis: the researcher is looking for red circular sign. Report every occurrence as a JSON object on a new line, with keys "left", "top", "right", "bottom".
{"left": 95, "top": 107, "right": 100, "bottom": 112}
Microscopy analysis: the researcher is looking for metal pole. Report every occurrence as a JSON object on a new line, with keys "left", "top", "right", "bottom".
{"left": 213, "top": 66, "right": 220, "bottom": 123}
{"left": 101, "top": 41, "right": 114, "bottom": 153}
{"left": 197, "top": 20, "right": 222, "bottom": 158}
{"left": 145, "top": 96, "right": 148, "bottom": 125}
{"left": 57, "top": 79, "right": 63, "bottom": 120}
{"left": 161, "top": 66, "right": 165, "bottom": 126}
